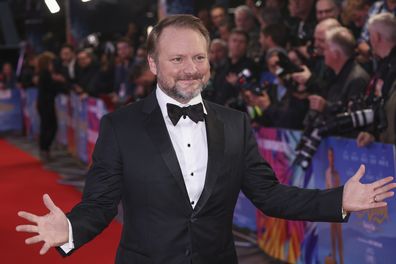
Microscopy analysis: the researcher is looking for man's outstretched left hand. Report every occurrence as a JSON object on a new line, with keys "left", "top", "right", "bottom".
{"left": 343, "top": 164, "right": 396, "bottom": 212}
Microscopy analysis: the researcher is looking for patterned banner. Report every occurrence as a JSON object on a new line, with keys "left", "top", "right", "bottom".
{"left": 314, "top": 138, "right": 396, "bottom": 264}
{"left": 55, "top": 94, "right": 69, "bottom": 145}
{"left": 87, "top": 97, "right": 107, "bottom": 165}
{"left": 0, "top": 89, "right": 23, "bottom": 132}
{"left": 75, "top": 96, "right": 88, "bottom": 163}
{"left": 255, "top": 127, "right": 316, "bottom": 264}
{"left": 67, "top": 93, "right": 78, "bottom": 156}
{"left": 16, "top": 90, "right": 110, "bottom": 165}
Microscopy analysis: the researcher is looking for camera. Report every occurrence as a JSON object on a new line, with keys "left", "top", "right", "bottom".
{"left": 237, "top": 68, "right": 273, "bottom": 96}
{"left": 276, "top": 52, "right": 304, "bottom": 77}
{"left": 273, "top": 52, "right": 304, "bottom": 92}
{"left": 295, "top": 109, "right": 375, "bottom": 169}
{"left": 227, "top": 68, "right": 267, "bottom": 111}
{"left": 294, "top": 96, "right": 387, "bottom": 170}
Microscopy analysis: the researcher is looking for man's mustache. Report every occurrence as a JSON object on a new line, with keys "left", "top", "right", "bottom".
{"left": 176, "top": 73, "right": 204, "bottom": 81}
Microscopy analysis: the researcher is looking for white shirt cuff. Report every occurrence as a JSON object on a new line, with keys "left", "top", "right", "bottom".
{"left": 59, "top": 218, "right": 74, "bottom": 253}
{"left": 342, "top": 207, "right": 348, "bottom": 219}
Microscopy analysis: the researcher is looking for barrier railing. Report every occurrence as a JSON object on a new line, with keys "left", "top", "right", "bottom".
{"left": 5, "top": 89, "right": 108, "bottom": 164}
{"left": 0, "top": 88, "right": 23, "bottom": 133}
{"left": 54, "top": 92, "right": 108, "bottom": 164}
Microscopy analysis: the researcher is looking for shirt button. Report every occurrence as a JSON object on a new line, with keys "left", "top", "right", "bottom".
{"left": 187, "top": 143, "right": 191, "bottom": 147}
{"left": 190, "top": 201, "right": 195, "bottom": 205}
{"left": 185, "top": 248, "right": 191, "bottom": 256}
{"left": 190, "top": 172, "right": 194, "bottom": 176}
{"left": 183, "top": 116, "right": 186, "bottom": 119}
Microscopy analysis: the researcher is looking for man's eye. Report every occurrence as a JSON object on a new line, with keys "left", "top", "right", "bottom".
{"left": 195, "top": 56, "right": 206, "bottom": 62}
{"left": 171, "top": 58, "right": 182, "bottom": 63}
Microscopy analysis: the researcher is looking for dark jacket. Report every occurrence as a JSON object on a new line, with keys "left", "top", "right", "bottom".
{"left": 213, "top": 56, "right": 257, "bottom": 106}
{"left": 59, "top": 90, "right": 347, "bottom": 263}
{"left": 37, "top": 70, "right": 58, "bottom": 106}
{"left": 75, "top": 63, "right": 100, "bottom": 97}
{"left": 324, "top": 58, "right": 370, "bottom": 115}
{"left": 378, "top": 47, "right": 396, "bottom": 144}
{"left": 261, "top": 91, "right": 309, "bottom": 130}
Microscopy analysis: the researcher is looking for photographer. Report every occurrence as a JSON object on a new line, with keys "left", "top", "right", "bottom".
{"left": 316, "top": 0, "right": 341, "bottom": 22}
{"left": 204, "top": 39, "right": 228, "bottom": 101}
{"left": 258, "top": 23, "right": 288, "bottom": 66}
{"left": 243, "top": 48, "right": 309, "bottom": 130}
{"left": 213, "top": 29, "right": 257, "bottom": 106}
{"left": 287, "top": 0, "right": 317, "bottom": 48}
{"left": 73, "top": 49, "right": 100, "bottom": 98}
{"left": 53, "top": 44, "right": 77, "bottom": 93}
{"left": 357, "top": 13, "right": 396, "bottom": 146}
{"left": 291, "top": 18, "right": 341, "bottom": 96}
{"left": 308, "top": 26, "right": 369, "bottom": 130}
{"left": 356, "top": 0, "right": 396, "bottom": 65}
{"left": 111, "top": 38, "right": 135, "bottom": 105}
{"left": 234, "top": 5, "right": 261, "bottom": 60}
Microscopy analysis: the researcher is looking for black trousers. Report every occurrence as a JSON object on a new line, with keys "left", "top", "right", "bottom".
{"left": 37, "top": 100, "right": 57, "bottom": 152}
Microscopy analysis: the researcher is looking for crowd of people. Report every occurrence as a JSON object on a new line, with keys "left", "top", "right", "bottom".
{"left": 1, "top": 0, "right": 396, "bottom": 159}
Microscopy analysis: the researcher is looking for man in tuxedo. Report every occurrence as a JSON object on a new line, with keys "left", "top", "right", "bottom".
{"left": 16, "top": 15, "right": 396, "bottom": 264}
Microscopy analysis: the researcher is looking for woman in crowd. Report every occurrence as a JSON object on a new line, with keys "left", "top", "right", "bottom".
{"left": 36, "top": 52, "right": 59, "bottom": 160}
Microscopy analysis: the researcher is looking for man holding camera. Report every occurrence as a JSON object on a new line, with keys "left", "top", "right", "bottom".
{"left": 308, "top": 26, "right": 369, "bottom": 130}
{"left": 357, "top": 13, "right": 396, "bottom": 146}
{"left": 243, "top": 48, "right": 309, "bottom": 130}
{"left": 291, "top": 18, "right": 340, "bottom": 97}
{"left": 213, "top": 29, "right": 257, "bottom": 106}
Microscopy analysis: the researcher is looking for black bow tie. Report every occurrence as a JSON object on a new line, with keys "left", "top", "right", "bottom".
{"left": 166, "top": 103, "right": 205, "bottom": 126}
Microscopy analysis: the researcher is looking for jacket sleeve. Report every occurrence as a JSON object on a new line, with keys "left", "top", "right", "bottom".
{"left": 240, "top": 114, "right": 347, "bottom": 222}
{"left": 62, "top": 114, "right": 123, "bottom": 255}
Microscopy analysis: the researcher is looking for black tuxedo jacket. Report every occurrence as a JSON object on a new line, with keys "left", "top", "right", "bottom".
{"left": 63, "top": 91, "right": 345, "bottom": 264}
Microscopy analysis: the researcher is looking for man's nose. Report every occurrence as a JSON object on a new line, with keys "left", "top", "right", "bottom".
{"left": 183, "top": 58, "right": 198, "bottom": 74}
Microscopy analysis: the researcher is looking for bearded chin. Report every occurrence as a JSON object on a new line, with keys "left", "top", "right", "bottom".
{"left": 159, "top": 78, "right": 208, "bottom": 103}
{"left": 175, "top": 83, "right": 204, "bottom": 102}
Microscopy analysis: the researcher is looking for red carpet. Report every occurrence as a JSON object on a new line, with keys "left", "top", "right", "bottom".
{"left": 0, "top": 139, "right": 122, "bottom": 263}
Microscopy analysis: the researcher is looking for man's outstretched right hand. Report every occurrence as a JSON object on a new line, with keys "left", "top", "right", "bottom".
{"left": 16, "top": 194, "right": 69, "bottom": 255}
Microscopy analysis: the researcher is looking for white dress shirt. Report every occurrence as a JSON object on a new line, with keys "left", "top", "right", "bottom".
{"left": 156, "top": 86, "right": 208, "bottom": 207}
{"left": 61, "top": 86, "right": 209, "bottom": 253}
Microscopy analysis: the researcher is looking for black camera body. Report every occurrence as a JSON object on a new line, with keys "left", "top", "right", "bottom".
{"left": 274, "top": 52, "right": 304, "bottom": 92}
{"left": 294, "top": 95, "right": 387, "bottom": 170}
{"left": 236, "top": 68, "right": 265, "bottom": 96}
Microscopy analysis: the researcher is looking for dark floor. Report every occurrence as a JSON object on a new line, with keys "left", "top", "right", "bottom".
{"left": 6, "top": 135, "right": 287, "bottom": 264}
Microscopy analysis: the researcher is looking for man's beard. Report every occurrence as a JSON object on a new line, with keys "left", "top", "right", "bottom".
{"left": 158, "top": 71, "right": 208, "bottom": 103}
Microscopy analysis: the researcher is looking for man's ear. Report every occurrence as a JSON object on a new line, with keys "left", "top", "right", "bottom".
{"left": 147, "top": 55, "right": 157, "bottom": 75}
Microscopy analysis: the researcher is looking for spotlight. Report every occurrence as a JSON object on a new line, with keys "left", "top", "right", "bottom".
{"left": 44, "top": 0, "right": 60, "bottom": 14}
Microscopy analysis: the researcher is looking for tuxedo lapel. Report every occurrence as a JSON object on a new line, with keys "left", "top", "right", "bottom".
{"left": 143, "top": 92, "right": 191, "bottom": 207}
{"left": 194, "top": 101, "right": 225, "bottom": 215}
